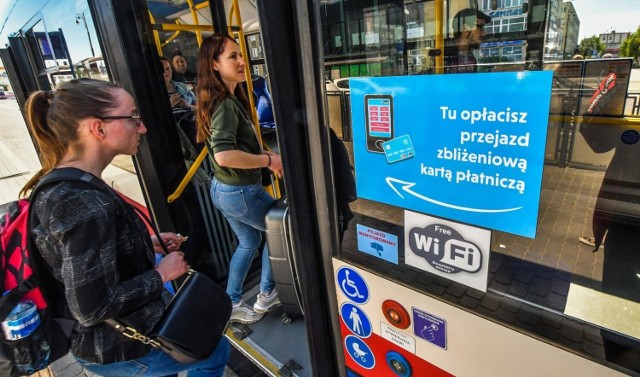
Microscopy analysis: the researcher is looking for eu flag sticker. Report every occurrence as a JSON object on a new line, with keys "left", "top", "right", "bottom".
{"left": 382, "top": 135, "right": 415, "bottom": 164}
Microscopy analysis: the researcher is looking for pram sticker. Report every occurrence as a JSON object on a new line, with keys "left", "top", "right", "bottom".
{"left": 382, "top": 135, "right": 415, "bottom": 164}
{"left": 412, "top": 307, "right": 447, "bottom": 350}
{"left": 336, "top": 266, "right": 369, "bottom": 304}
{"left": 356, "top": 224, "right": 398, "bottom": 264}
{"left": 345, "top": 335, "right": 376, "bottom": 369}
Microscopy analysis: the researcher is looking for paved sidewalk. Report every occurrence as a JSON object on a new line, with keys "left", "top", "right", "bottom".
{"left": 0, "top": 99, "right": 239, "bottom": 377}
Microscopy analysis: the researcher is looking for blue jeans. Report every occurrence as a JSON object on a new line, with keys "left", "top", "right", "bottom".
{"left": 76, "top": 337, "right": 230, "bottom": 377}
{"left": 210, "top": 178, "right": 275, "bottom": 303}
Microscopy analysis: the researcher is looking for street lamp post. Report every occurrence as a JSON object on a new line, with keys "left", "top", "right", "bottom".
{"left": 75, "top": 12, "right": 95, "bottom": 57}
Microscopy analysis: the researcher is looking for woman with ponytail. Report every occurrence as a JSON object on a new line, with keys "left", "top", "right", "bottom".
{"left": 196, "top": 35, "right": 283, "bottom": 323}
{"left": 23, "top": 79, "right": 229, "bottom": 376}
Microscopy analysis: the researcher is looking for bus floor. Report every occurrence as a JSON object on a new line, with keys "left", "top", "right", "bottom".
{"left": 226, "top": 270, "right": 311, "bottom": 377}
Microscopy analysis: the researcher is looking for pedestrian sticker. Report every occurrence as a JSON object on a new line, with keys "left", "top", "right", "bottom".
{"left": 345, "top": 335, "right": 376, "bottom": 369}
{"left": 412, "top": 307, "right": 447, "bottom": 350}
{"left": 337, "top": 266, "right": 369, "bottom": 304}
{"left": 340, "top": 303, "right": 372, "bottom": 338}
{"left": 356, "top": 224, "right": 398, "bottom": 264}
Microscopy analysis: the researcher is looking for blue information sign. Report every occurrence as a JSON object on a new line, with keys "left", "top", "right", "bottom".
{"left": 340, "top": 303, "right": 372, "bottom": 338}
{"left": 345, "top": 335, "right": 376, "bottom": 369}
{"left": 336, "top": 266, "right": 369, "bottom": 304}
{"left": 412, "top": 307, "right": 447, "bottom": 350}
{"left": 356, "top": 224, "right": 399, "bottom": 264}
{"left": 350, "top": 72, "right": 553, "bottom": 238}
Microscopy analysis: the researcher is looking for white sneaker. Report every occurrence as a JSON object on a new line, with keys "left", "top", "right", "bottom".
{"left": 230, "top": 302, "right": 264, "bottom": 324}
{"left": 253, "top": 289, "right": 281, "bottom": 313}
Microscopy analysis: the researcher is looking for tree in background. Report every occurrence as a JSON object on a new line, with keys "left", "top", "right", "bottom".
{"left": 620, "top": 26, "right": 640, "bottom": 62}
{"left": 578, "top": 35, "right": 605, "bottom": 58}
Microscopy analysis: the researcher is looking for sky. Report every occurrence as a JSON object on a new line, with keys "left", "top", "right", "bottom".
{"left": 566, "top": 0, "right": 640, "bottom": 40}
{"left": 1, "top": 0, "right": 640, "bottom": 65}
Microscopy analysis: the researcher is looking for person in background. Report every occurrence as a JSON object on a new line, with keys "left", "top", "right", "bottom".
{"left": 444, "top": 8, "right": 492, "bottom": 73}
{"left": 172, "top": 50, "right": 197, "bottom": 84}
{"left": 161, "top": 56, "right": 198, "bottom": 147}
{"left": 195, "top": 34, "right": 283, "bottom": 324}
{"left": 22, "top": 78, "right": 230, "bottom": 376}
{"left": 161, "top": 56, "right": 196, "bottom": 113}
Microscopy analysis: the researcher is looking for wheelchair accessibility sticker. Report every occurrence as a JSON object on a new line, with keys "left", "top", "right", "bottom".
{"left": 345, "top": 335, "right": 376, "bottom": 369}
{"left": 337, "top": 266, "right": 370, "bottom": 304}
{"left": 340, "top": 303, "right": 372, "bottom": 338}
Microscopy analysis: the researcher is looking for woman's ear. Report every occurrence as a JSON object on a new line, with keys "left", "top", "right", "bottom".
{"left": 88, "top": 118, "right": 106, "bottom": 139}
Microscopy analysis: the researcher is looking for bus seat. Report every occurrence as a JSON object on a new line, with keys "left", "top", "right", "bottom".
{"left": 252, "top": 74, "right": 276, "bottom": 130}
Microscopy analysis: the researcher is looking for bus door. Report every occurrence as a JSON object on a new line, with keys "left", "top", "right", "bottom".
{"left": 261, "top": 0, "right": 640, "bottom": 376}
{"left": 0, "top": 0, "right": 232, "bottom": 282}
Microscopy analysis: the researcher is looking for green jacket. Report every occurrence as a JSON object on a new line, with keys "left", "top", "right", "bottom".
{"left": 207, "top": 96, "right": 262, "bottom": 186}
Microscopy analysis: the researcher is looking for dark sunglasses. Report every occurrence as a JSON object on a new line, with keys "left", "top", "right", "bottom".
{"left": 97, "top": 114, "right": 143, "bottom": 127}
{"left": 476, "top": 23, "right": 485, "bottom": 30}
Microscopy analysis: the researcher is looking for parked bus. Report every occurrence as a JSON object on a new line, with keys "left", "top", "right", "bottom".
{"left": 1, "top": 0, "right": 639, "bottom": 376}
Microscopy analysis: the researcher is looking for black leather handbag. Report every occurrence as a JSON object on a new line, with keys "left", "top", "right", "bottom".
{"left": 108, "top": 269, "right": 231, "bottom": 363}
{"left": 151, "top": 269, "right": 231, "bottom": 363}
{"left": 107, "top": 202, "right": 231, "bottom": 364}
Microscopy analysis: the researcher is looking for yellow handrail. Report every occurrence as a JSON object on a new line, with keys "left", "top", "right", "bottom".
{"left": 167, "top": 0, "right": 281, "bottom": 202}
{"left": 148, "top": 11, "right": 163, "bottom": 56}
{"left": 167, "top": 148, "right": 208, "bottom": 203}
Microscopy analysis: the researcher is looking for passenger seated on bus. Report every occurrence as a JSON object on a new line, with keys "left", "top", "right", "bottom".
{"left": 444, "top": 8, "right": 491, "bottom": 73}
{"left": 161, "top": 57, "right": 199, "bottom": 148}
{"left": 196, "top": 34, "right": 284, "bottom": 324}
{"left": 171, "top": 49, "right": 197, "bottom": 84}
{"left": 22, "top": 79, "right": 230, "bottom": 376}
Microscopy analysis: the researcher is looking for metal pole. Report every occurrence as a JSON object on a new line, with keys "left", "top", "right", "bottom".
{"left": 76, "top": 12, "right": 95, "bottom": 57}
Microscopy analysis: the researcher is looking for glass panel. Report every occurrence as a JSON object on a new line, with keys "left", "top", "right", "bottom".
{"left": 322, "top": 0, "right": 640, "bottom": 374}
{"left": 20, "top": 1, "right": 106, "bottom": 86}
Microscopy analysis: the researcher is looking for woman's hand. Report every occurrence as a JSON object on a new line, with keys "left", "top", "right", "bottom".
{"left": 155, "top": 251, "right": 189, "bottom": 283}
{"left": 151, "top": 232, "right": 187, "bottom": 254}
{"left": 177, "top": 98, "right": 193, "bottom": 109}
{"left": 169, "top": 93, "right": 181, "bottom": 108}
{"left": 265, "top": 151, "right": 283, "bottom": 179}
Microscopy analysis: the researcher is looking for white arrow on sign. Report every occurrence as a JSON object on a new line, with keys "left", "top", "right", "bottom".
{"left": 385, "top": 177, "right": 522, "bottom": 213}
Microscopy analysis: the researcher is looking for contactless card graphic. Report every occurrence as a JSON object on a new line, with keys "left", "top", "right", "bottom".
{"left": 382, "top": 135, "right": 415, "bottom": 164}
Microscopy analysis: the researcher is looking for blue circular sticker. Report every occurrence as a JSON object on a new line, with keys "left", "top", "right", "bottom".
{"left": 336, "top": 266, "right": 369, "bottom": 304}
{"left": 340, "top": 303, "right": 372, "bottom": 338}
{"left": 345, "top": 335, "right": 375, "bottom": 369}
{"left": 621, "top": 130, "right": 640, "bottom": 145}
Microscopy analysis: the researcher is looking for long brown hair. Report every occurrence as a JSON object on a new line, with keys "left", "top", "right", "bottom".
{"left": 195, "top": 34, "right": 250, "bottom": 144}
{"left": 21, "top": 78, "right": 120, "bottom": 197}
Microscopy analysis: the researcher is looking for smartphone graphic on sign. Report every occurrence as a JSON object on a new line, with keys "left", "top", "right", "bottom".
{"left": 364, "top": 94, "right": 394, "bottom": 153}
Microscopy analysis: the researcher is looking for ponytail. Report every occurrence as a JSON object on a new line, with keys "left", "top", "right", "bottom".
{"left": 21, "top": 91, "right": 66, "bottom": 197}
{"left": 20, "top": 79, "right": 120, "bottom": 197}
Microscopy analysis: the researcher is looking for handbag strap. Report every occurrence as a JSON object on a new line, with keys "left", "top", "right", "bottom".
{"left": 124, "top": 203, "right": 171, "bottom": 256}
{"left": 105, "top": 318, "right": 164, "bottom": 350}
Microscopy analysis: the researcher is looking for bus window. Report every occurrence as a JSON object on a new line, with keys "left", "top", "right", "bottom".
{"left": 321, "top": 0, "right": 640, "bottom": 374}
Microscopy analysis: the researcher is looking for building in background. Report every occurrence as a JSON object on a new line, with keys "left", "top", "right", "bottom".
{"left": 560, "top": 1, "right": 580, "bottom": 59}
{"left": 600, "top": 30, "right": 630, "bottom": 57}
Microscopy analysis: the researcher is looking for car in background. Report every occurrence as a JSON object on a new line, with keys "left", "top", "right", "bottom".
{"left": 0, "top": 92, "right": 6, "bottom": 100}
